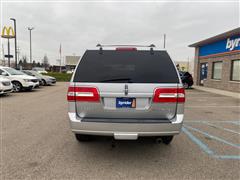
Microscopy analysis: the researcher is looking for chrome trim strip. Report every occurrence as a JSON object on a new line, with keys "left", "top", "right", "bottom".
{"left": 75, "top": 92, "right": 94, "bottom": 97}
{"left": 159, "top": 93, "right": 178, "bottom": 98}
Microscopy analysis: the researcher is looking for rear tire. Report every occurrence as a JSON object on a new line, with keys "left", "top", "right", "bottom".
{"left": 183, "top": 82, "right": 189, "bottom": 89}
{"left": 75, "top": 134, "right": 91, "bottom": 142}
{"left": 161, "top": 136, "right": 174, "bottom": 145}
{"left": 42, "top": 79, "right": 47, "bottom": 86}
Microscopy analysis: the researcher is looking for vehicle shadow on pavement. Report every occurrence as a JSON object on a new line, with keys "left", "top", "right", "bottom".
{"left": 73, "top": 136, "right": 173, "bottom": 161}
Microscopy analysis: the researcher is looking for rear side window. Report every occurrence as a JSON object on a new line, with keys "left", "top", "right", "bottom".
{"left": 74, "top": 50, "right": 179, "bottom": 83}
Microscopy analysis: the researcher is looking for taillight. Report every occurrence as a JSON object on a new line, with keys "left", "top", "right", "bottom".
{"left": 177, "top": 88, "right": 185, "bottom": 102}
{"left": 67, "top": 86, "right": 100, "bottom": 102}
{"left": 67, "top": 86, "right": 75, "bottom": 101}
{"left": 153, "top": 88, "right": 185, "bottom": 103}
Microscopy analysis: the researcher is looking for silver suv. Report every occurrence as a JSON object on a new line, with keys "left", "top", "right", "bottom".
{"left": 67, "top": 45, "right": 185, "bottom": 144}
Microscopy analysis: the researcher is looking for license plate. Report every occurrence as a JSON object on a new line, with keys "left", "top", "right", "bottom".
{"left": 116, "top": 97, "right": 136, "bottom": 108}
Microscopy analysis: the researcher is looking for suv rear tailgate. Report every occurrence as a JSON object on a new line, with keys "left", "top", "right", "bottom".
{"left": 74, "top": 83, "right": 179, "bottom": 122}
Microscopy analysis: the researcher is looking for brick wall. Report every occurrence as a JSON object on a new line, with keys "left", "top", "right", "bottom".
{"left": 193, "top": 48, "right": 200, "bottom": 85}
{"left": 199, "top": 53, "right": 240, "bottom": 92}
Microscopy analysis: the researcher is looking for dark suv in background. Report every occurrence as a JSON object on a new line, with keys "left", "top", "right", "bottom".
{"left": 179, "top": 71, "right": 193, "bottom": 89}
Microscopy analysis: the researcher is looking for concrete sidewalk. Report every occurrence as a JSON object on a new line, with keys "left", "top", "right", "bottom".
{"left": 193, "top": 86, "right": 240, "bottom": 99}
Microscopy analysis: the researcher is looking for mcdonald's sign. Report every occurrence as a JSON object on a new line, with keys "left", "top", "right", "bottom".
{"left": 1, "top": 26, "right": 15, "bottom": 38}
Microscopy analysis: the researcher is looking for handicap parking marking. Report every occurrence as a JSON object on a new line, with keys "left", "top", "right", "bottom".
{"left": 182, "top": 121, "right": 240, "bottom": 160}
{"left": 182, "top": 127, "right": 214, "bottom": 155}
{"left": 213, "top": 155, "right": 240, "bottom": 160}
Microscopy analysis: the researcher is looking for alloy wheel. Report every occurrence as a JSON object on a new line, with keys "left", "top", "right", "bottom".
{"left": 13, "top": 82, "right": 21, "bottom": 92}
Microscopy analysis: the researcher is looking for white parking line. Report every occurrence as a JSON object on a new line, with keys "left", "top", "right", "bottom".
{"left": 201, "top": 121, "right": 240, "bottom": 135}
{"left": 185, "top": 120, "right": 240, "bottom": 124}
{"left": 188, "top": 96, "right": 229, "bottom": 98}
{"left": 185, "top": 106, "right": 240, "bottom": 108}
{"left": 184, "top": 125, "right": 240, "bottom": 149}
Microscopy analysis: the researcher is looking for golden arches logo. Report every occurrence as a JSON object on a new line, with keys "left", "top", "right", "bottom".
{"left": 1, "top": 26, "right": 15, "bottom": 38}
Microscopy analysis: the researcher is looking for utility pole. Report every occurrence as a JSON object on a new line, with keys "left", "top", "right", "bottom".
{"left": 28, "top": 27, "right": 34, "bottom": 64}
{"left": 10, "top": 18, "right": 17, "bottom": 68}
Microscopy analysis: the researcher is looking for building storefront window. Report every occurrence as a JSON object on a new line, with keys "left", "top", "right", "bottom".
{"left": 231, "top": 60, "right": 240, "bottom": 81}
{"left": 212, "top": 62, "right": 222, "bottom": 80}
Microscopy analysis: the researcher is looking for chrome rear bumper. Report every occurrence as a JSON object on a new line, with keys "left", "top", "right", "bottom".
{"left": 68, "top": 113, "right": 184, "bottom": 140}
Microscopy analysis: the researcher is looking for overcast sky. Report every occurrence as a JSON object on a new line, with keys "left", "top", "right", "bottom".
{"left": 1, "top": 0, "right": 239, "bottom": 65}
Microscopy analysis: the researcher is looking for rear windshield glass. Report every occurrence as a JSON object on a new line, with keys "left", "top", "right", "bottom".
{"left": 74, "top": 50, "right": 179, "bottom": 83}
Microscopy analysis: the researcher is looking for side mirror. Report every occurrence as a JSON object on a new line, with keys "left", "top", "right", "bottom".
{"left": 1, "top": 72, "right": 8, "bottom": 76}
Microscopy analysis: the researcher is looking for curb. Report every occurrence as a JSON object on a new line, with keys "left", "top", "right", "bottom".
{"left": 192, "top": 86, "right": 240, "bottom": 99}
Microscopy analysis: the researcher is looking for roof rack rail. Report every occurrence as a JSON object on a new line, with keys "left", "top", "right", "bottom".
{"left": 96, "top": 44, "right": 103, "bottom": 54}
{"left": 149, "top": 44, "right": 155, "bottom": 54}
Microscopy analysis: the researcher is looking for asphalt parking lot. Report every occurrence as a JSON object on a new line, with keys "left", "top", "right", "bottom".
{"left": 1, "top": 82, "right": 240, "bottom": 180}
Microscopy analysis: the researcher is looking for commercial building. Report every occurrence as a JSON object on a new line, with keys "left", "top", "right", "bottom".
{"left": 189, "top": 28, "right": 240, "bottom": 92}
{"left": 65, "top": 55, "right": 80, "bottom": 71}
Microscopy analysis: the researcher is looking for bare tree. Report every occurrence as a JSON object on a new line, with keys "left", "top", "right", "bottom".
{"left": 22, "top": 55, "right": 27, "bottom": 67}
{"left": 42, "top": 54, "right": 49, "bottom": 69}
{"left": 32, "top": 60, "right": 36, "bottom": 67}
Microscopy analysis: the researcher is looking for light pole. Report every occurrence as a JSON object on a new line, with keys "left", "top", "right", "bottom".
{"left": 2, "top": 44, "right": 5, "bottom": 66}
{"left": 7, "top": 39, "right": 10, "bottom": 67}
{"left": 28, "top": 27, "right": 34, "bottom": 64}
{"left": 10, "top": 18, "right": 17, "bottom": 68}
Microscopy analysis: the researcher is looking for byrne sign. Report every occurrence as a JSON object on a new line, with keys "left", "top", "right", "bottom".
{"left": 226, "top": 37, "right": 240, "bottom": 51}
{"left": 199, "top": 36, "right": 240, "bottom": 57}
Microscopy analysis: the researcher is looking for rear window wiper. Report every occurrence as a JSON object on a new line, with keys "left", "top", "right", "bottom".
{"left": 100, "top": 78, "right": 133, "bottom": 83}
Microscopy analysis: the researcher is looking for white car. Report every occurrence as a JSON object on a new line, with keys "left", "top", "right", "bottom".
{"left": 22, "top": 70, "right": 56, "bottom": 85}
{"left": 32, "top": 67, "right": 48, "bottom": 74}
{"left": 66, "top": 70, "right": 74, "bottom": 74}
{"left": 0, "top": 66, "right": 39, "bottom": 92}
{"left": 0, "top": 76, "right": 13, "bottom": 95}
